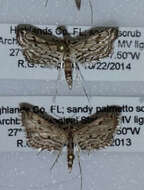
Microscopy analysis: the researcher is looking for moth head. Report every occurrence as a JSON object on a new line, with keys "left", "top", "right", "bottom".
{"left": 58, "top": 44, "right": 65, "bottom": 52}
{"left": 57, "top": 42, "right": 69, "bottom": 53}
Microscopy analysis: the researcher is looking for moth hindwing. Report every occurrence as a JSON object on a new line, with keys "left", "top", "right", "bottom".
{"left": 16, "top": 25, "right": 118, "bottom": 89}
{"left": 20, "top": 103, "right": 122, "bottom": 171}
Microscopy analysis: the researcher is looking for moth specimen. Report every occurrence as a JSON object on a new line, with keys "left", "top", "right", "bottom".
{"left": 20, "top": 103, "right": 121, "bottom": 171}
{"left": 16, "top": 24, "right": 118, "bottom": 89}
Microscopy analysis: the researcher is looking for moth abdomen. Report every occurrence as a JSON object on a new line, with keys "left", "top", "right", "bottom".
{"left": 64, "top": 59, "right": 73, "bottom": 89}
{"left": 67, "top": 132, "right": 75, "bottom": 172}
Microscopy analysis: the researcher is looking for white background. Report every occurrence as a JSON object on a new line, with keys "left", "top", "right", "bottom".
{"left": 0, "top": 0, "right": 144, "bottom": 190}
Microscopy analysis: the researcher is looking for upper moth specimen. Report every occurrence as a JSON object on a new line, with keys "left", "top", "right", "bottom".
{"left": 16, "top": 24, "right": 118, "bottom": 89}
{"left": 20, "top": 103, "right": 121, "bottom": 172}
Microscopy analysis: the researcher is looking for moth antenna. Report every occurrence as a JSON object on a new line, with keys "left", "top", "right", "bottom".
{"left": 76, "top": 146, "right": 83, "bottom": 190}
{"left": 75, "top": 63, "right": 91, "bottom": 105}
{"left": 88, "top": 0, "right": 93, "bottom": 24}
{"left": 50, "top": 148, "right": 63, "bottom": 170}
{"left": 45, "top": 0, "right": 48, "bottom": 7}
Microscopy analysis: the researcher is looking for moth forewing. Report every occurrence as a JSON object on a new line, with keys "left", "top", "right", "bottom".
{"left": 73, "top": 105, "right": 122, "bottom": 150}
{"left": 66, "top": 27, "right": 119, "bottom": 66}
{"left": 20, "top": 103, "right": 67, "bottom": 151}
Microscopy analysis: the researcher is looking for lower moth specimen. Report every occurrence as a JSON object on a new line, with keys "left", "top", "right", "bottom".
{"left": 20, "top": 103, "right": 121, "bottom": 189}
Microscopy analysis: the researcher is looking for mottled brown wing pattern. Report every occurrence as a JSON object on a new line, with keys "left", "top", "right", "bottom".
{"left": 20, "top": 103, "right": 121, "bottom": 152}
{"left": 16, "top": 25, "right": 118, "bottom": 67}
{"left": 16, "top": 24, "right": 64, "bottom": 68}
{"left": 73, "top": 106, "right": 121, "bottom": 150}
{"left": 69, "top": 27, "right": 118, "bottom": 64}
{"left": 20, "top": 103, "right": 121, "bottom": 177}
{"left": 16, "top": 24, "right": 118, "bottom": 88}
{"left": 20, "top": 103, "right": 67, "bottom": 151}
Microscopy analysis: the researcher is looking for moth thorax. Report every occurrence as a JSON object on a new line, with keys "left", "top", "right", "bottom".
{"left": 64, "top": 58, "right": 73, "bottom": 89}
{"left": 59, "top": 45, "right": 64, "bottom": 51}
